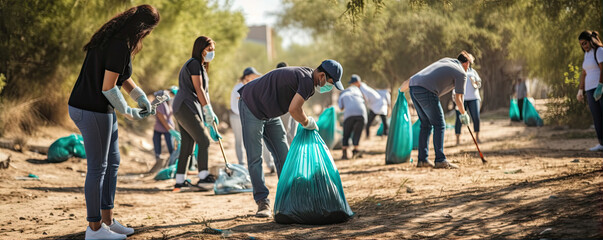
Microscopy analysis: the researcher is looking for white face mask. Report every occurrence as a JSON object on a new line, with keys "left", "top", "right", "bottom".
{"left": 204, "top": 51, "right": 215, "bottom": 62}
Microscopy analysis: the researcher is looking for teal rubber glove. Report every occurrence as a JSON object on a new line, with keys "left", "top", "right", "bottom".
{"left": 130, "top": 87, "right": 155, "bottom": 115}
{"left": 102, "top": 86, "right": 149, "bottom": 120}
{"left": 459, "top": 113, "right": 470, "bottom": 125}
{"left": 303, "top": 117, "right": 319, "bottom": 131}
{"left": 594, "top": 83, "right": 603, "bottom": 101}
{"left": 169, "top": 129, "right": 181, "bottom": 142}
{"left": 202, "top": 104, "right": 219, "bottom": 125}
{"left": 204, "top": 122, "right": 223, "bottom": 141}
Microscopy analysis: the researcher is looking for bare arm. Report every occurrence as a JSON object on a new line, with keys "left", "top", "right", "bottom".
{"left": 191, "top": 75, "right": 209, "bottom": 106}
{"left": 455, "top": 93, "right": 466, "bottom": 115}
{"left": 399, "top": 79, "right": 410, "bottom": 92}
{"left": 289, "top": 93, "right": 309, "bottom": 126}
{"left": 579, "top": 69, "right": 586, "bottom": 90}
{"left": 599, "top": 62, "right": 603, "bottom": 84}
{"left": 101, "top": 70, "right": 121, "bottom": 91}
{"left": 120, "top": 78, "right": 137, "bottom": 93}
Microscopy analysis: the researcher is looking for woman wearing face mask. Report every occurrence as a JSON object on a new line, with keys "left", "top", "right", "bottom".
{"left": 577, "top": 30, "right": 603, "bottom": 151}
{"left": 171, "top": 36, "right": 222, "bottom": 192}
{"left": 67, "top": 4, "right": 159, "bottom": 239}
{"left": 237, "top": 60, "right": 344, "bottom": 217}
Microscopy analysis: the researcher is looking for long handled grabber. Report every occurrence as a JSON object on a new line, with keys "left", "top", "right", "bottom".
{"left": 466, "top": 125, "right": 487, "bottom": 164}
{"left": 212, "top": 121, "right": 233, "bottom": 176}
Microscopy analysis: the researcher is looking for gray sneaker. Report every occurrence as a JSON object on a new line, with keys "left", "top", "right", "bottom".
{"left": 256, "top": 200, "right": 271, "bottom": 218}
{"left": 416, "top": 161, "right": 435, "bottom": 168}
{"left": 434, "top": 161, "right": 459, "bottom": 169}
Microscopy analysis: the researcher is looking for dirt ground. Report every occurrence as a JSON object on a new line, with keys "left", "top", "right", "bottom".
{"left": 1, "top": 106, "right": 602, "bottom": 239}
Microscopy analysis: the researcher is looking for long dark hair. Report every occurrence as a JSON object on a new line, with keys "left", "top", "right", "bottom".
{"left": 83, "top": 4, "right": 160, "bottom": 55}
{"left": 191, "top": 36, "right": 214, "bottom": 72}
{"left": 578, "top": 30, "right": 603, "bottom": 52}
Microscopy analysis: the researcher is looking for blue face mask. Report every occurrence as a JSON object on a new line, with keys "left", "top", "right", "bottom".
{"left": 204, "top": 51, "right": 215, "bottom": 62}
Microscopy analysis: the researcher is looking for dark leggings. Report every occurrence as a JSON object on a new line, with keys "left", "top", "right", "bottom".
{"left": 517, "top": 98, "right": 524, "bottom": 121}
{"left": 586, "top": 89, "right": 603, "bottom": 145}
{"left": 343, "top": 116, "right": 365, "bottom": 147}
{"left": 173, "top": 106, "right": 210, "bottom": 174}
{"left": 366, "top": 110, "right": 387, "bottom": 137}
{"left": 455, "top": 99, "right": 480, "bottom": 134}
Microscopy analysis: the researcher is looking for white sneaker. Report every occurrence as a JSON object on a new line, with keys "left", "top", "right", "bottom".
{"left": 109, "top": 219, "right": 135, "bottom": 236}
{"left": 588, "top": 144, "right": 603, "bottom": 151}
{"left": 85, "top": 223, "right": 126, "bottom": 240}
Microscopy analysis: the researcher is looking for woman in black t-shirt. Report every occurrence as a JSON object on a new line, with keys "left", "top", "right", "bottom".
{"left": 67, "top": 5, "right": 159, "bottom": 240}
{"left": 171, "top": 36, "right": 222, "bottom": 192}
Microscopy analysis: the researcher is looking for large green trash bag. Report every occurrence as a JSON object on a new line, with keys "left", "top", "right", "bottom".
{"left": 522, "top": 98, "right": 543, "bottom": 127}
{"left": 385, "top": 91, "right": 413, "bottom": 164}
{"left": 412, "top": 119, "right": 421, "bottom": 150}
{"left": 317, "top": 106, "right": 337, "bottom": 149}
{"left": 274, "top": 126, "right": 354, "bottom": 225}
{"left": 155, "top": 160, "right": 177, "bottom": 180}
{"left": 509, "top": 98, "right": 521, "bottom": 121}
{"left": 48, "top": 134, "right": 87, "bottom": 163}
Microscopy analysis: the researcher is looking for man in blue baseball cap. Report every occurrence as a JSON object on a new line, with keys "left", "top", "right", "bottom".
{"left": 237, "top": 59, "right": 343, "bottom": 218}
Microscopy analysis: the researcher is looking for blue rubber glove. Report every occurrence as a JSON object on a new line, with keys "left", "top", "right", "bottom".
{"left": 168, "top": 129, "right": 181, "bottom": 142}
{"left": 130, "top": 87, "right": 155, "bottom": 115}
{"left": 459, "top": 113, "right": 470, "bottom": 125}
{"left": 594, "top": 83, "right": 603, "bottom": 101}
{"left": 102, "top": 86, "right": 149, "bottom": 120}
{"left": 202, "top": 104, "right": 219, "bottom": 125}
{"left": 303, "top": 117, "right": 319, "bottom": 131}
{"left": 204, "top": 122, "right": 223, "bottom": 142}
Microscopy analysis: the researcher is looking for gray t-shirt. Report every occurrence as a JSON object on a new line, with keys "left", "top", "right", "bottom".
{"left": 409, "top": 58, "right": 467, "bottom": 96}
{"left": 338, "top": 86, "right": 367, "bottom": 121}
{"left": 515, "top": 81, "right": 528, "bottom": 99}
{"left": 172, "top": 58, "right": 209, "bottom": 117}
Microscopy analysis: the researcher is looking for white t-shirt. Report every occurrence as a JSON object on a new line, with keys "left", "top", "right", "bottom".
{"left": 230, "top": 82, "right": 244, "bottom": 115}
{"left": 464, "top": 68, "right": 481, "bottom": 101}
{"left": 583, "top": 47, "right": 603, "bottom": 91}
{"left": 359, "top": 83, "right": 388, "bottom": 115}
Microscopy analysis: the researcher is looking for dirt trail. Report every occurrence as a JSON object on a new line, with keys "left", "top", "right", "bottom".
{"left": 0, "top": 109, "right": 602, "bottom": 239}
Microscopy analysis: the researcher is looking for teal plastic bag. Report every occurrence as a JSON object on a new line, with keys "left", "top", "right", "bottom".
{"left": 509, "top": 98, "right": 521, "bottom": 121}
{"left": 376, "top": 118, "right": 391, "bottom": 136}
{"left": 385, "top": 91, "right": 413, "bottom": 164}
{"left": 317, "top": 106, "right": 337, "bottom": 149}
{"left": 274, "top": 126, "right": 354, "bottom": 224}
{"left": 48, "top": 134, "right": 87, "bottom": 163}
{"left": 412, "top": 119, "right": 421, "bottom": 150}
{"left": 522, "top": 98, "right": 543, "bottom": 127}
{"left": 154, "top": 160, "right": 177, "bottom": 180}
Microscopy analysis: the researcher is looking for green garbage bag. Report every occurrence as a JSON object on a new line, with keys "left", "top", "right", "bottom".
{"left": 48, "top": 134, "right": 87, "bottom": 163}
{"left": 317, "top": 106, "right": 337, "bottom": 149}
{"left": 412, "top": 119, "right": 421, "bottom": 150}
{"left": 274, "top": 126, "right": 354, "bottom": 225}
{"left": 509, "top": 98, "right": 521, "bottom": 122}
{"left": 155, "top": 160, "right": 177, "bottom": 180}
{"left": 385, "top": 91, "right": 413, "bottom": 164}
{"left": 376, "top": 118, "right": 391, "bottom": 136}
{"left": 522, "top": 98, "right": 543, "bottom": 127}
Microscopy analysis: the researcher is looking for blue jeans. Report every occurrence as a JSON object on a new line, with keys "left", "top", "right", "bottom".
{"left": 239, "top": 100, "right": 289, "bottom": 202}
{"left": 455, "top": 99, "right": 480, "bottom": 134}
{"left": 586, "top": 89, "right": 603, "bottom": 145}
{"left": 69, "top": 106, "right": 120, "bottom": 222}
{"left": 410, "top": 86, "right": 446, "bottom": 163}
{"left": 153, "top": 131, "right": 174, "bottom": 158}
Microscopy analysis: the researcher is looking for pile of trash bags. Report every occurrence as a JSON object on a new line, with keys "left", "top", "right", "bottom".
{"left": 47, "top": 134, "right": 86, "bottom": 163}
{"left": 274, "top": 126, "right": 354, "bottom": 224}
{"left": 385, "top": 91, "right": 412, "bottom": 164}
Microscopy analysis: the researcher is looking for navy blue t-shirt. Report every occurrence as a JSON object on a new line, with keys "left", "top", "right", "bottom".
{"left": 68, "top": 38, "right": 132, "bottom": 113}
{"left": 239, "top": 67, "right": 315, "bottom": 119}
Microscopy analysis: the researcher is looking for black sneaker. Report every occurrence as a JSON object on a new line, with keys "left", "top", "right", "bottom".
{"left": 173, "top": 179, "right": 202, "bottom": 192}
{"left": 352, "top": 150, "right": 363, "bottom": 158}
{"left": 196, "top": 174, "right": 216, "bottom": 190}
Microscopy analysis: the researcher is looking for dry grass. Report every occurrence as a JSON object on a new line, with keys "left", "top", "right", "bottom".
{"left": 0, "top": 98, "right": 46, "bottom": 136}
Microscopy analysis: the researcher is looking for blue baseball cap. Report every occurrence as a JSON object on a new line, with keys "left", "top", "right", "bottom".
{"left": 320, "top": 59, "right": 344, "bottom": 90}
{"left": 242, "top": 67, "right": 261, "bottom": 78}
{"left": 349, "top": 74, "right": 361, "bottom": 84}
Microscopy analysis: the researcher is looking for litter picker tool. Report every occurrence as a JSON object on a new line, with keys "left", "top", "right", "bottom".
{"left": 213, "top": 121, "right": 233, "bottom": 176}
{"left": 466, "top": 125, "right": 487, "bottom": 164}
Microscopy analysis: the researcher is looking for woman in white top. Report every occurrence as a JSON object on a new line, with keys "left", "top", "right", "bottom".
{"left": 454, "top": 54, "right": 482, "bottom": 144}
{"left": 577, "top": 30, "right": 603, "bottom": 151}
